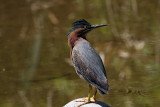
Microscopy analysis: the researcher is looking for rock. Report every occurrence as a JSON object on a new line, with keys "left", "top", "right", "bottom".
{"left": 64, "top": 98, "right": 110, "bottom": 107}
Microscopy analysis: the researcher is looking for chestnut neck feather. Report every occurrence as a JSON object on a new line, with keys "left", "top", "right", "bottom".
{"left": 68, "top": 28, "right": 86, "bottom": 49}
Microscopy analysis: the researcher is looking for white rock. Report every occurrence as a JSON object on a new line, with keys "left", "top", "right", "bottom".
{"left": 64, "top": 98, "right": 110, "bottom": 107}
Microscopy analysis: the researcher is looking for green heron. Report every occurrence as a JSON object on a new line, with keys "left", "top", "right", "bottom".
{"left": 67, "top": 19, "right": 109, "bottom": 106}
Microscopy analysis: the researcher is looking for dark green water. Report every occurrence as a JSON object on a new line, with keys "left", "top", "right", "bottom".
{"left": 0, "top": 0, "right": 160, "bottom": 107}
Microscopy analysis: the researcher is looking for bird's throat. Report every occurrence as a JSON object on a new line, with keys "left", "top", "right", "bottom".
{"left": 68, "top": 36, "right": 78, "bottom": 49}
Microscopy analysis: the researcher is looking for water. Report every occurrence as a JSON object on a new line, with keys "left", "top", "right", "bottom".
{"left": 0, "top": 0, "right": 160, "bottom": 107}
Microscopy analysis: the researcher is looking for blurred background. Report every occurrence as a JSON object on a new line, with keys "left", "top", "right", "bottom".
{"left": 0, "top": 0, "right": 160, "bottom": 107}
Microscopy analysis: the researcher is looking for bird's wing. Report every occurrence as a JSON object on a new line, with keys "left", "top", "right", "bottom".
{"left": 72, "top": 40, "right": 108, "bottom": 94}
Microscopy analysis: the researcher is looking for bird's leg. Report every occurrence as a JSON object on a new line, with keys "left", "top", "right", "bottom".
{"left": 87, "top": 84, "right": 92, "bottom": 102}
{"left": 77, "top": 84, "right": 93, "bottom": 107}
{"left": 92, "top": 88, "right": 97, "bottom": 102}
{"left": 76, "top": 84, "right": 92, "bottom": 102}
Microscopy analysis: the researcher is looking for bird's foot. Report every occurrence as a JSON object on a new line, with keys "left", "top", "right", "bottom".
{"left": 76, "top": 97, "right": 96, "bottom": 107}
{"left": 75, "top": 97, "right": 87, "bottom": 102}
{"left": 75, "top": 97, "right": 96, "bottom": 102}
{"left": 90, "top": 97, "right": 96, "bottom": 102}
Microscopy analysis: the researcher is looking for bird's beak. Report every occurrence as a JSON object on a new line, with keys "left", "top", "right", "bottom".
{"left": 91, "top": 24, "right": 108, "bottom": 29}
{"left": 83, "top": 24, "right": 108, "bottom": 34}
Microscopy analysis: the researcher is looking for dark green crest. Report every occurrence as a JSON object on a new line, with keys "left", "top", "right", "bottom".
{"left": 67, "top": 19, "right": 91, "bottom": 37}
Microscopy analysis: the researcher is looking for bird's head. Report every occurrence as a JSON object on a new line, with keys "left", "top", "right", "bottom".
{"left": 67, "top": 19, "right": 108, "bottom": 38}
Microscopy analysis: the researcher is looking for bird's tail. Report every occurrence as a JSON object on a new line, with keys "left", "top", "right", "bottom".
{"left": 98, "top": 84, "right": 109, "bottom": 94}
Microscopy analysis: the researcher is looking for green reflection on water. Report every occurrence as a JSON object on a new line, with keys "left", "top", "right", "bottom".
{"left": 0, "top": 0, "right": 160, "bottom": 107}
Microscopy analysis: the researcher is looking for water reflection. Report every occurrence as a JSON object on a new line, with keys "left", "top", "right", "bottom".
{"left": 0, "top": 0, "right": 160, "bottom": 107}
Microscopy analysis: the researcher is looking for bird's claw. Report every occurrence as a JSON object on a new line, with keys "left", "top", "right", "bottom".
{"left": 76, "top": 97, "right": 96, "bottom": 107}
{"left": 76, "top": 97, "right": 96, "bottom": 102}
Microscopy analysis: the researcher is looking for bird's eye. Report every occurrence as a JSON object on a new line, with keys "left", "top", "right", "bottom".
{"left": 84, "top": 26, "right": 90, "bottom": 29}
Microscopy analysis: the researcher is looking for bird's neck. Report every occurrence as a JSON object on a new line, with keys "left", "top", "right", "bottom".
{"left": 68, "top": 32, "right": 86, "bottom": 60}
{"left": 68, "top": 33, "right": 86, "bottom": 49}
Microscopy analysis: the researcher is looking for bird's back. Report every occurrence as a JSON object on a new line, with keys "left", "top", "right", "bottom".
{"left": 72, "top": 39, "right": 109, "bottom": 94}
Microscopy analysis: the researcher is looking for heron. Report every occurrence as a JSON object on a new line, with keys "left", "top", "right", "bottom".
{"left": 67, "top": 19, "right": 109, "bottom": 106}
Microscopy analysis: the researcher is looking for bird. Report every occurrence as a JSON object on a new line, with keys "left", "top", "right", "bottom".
{"left": 67, "top": 19, "right": 109, "bottom": 106}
